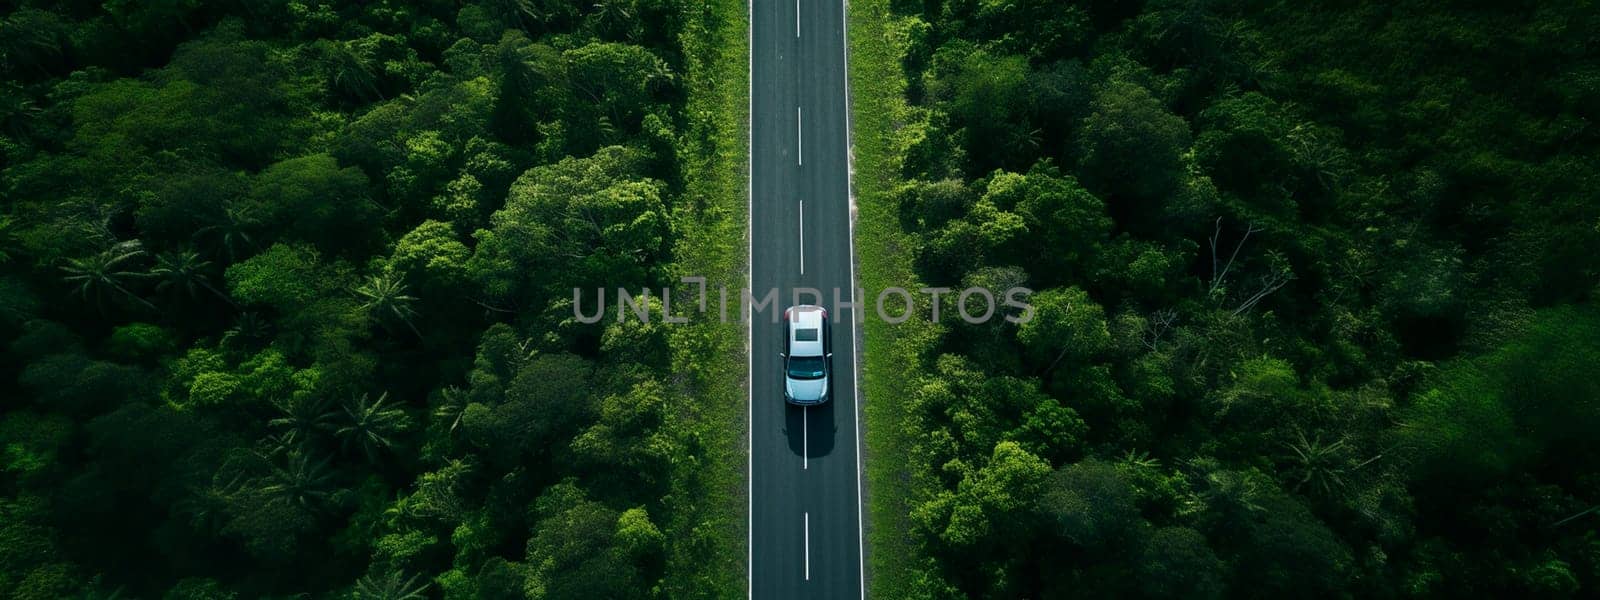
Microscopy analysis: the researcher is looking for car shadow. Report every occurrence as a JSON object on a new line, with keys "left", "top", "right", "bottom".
{"left": 785, "top": 400, "right": 838, "bottom": 461}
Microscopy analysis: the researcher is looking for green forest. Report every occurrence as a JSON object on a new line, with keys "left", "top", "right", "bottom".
{"left": 4, "top": 0, "right": 1600, "bottom": 598}
{"left": 0, "top": 0, "right": 745, "bottom": 598}
{"left": 866, "top": 0, "right": 1600, "bottom": 597}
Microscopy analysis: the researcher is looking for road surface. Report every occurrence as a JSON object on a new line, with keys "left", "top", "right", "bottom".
{"left": 747, "top": 0, "right": 865, "bottom": 597}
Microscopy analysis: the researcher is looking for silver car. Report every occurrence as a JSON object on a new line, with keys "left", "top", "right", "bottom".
{"left": 781, "top": 305, "right": 831, "bottom": 405}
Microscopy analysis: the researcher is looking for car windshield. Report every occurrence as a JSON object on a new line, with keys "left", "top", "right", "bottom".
{"left": 786, "top": 355, "right": 825, "bottom": 379}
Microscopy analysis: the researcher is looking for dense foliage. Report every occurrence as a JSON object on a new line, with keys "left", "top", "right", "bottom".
{"left": 881, "top": 0, "right": 1600, "bottom": 596}
{"left": 0, "top": 0, "right": 730, "bottom": 597}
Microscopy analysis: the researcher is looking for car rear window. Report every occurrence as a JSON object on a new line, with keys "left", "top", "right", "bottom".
{"left": 796, "top": 328, "right": 819, "bottom": 341}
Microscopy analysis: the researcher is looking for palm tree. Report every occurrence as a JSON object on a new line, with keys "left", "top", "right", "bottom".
{"left": 432, "top": 386, "right": 470, "bottom": 437}
{"left": 486, "top": 0, "right": 548, "bottom": 32}
{"left": 642, "top": 57, "right": 676, "bottom": 98}
{"left": 1181, "top": 457, "right": 1266, "bottom": 538}
{"left": 151, "top": 250, "right": 231, "bottom": 304}
{"left": 353, "top": 570, "right": 429, "bottom": 600}
{"left": 75, "top": 575, "right": 126, "bottom": 600}
{"left": 401, "top": 459, "right": 473, "bottom": 524}
{"left": 595, "top": 115, "right": 619, "bottom": 145}
{"left": 0, "top": 84, "right": 43, "bottom": 139}
{"left": 338, "top": 392, "right": 410, "bottom": 462}
{"left": 0, "top": 12, "right": 63, "bottom": 78}
{"left": 260, "top": 449, "right": 336, "bottom": 510}
{"left": 322, "top": 39, "right": 382, "bottom": 103}
{"left": 60, "top": 240, "right": 156, "bottom": 312}
{"left": 0, "top": 214, "right": 15, "bottom": 265}
{"left": 178, "top": 471, "right": 244, "bottom": 534}
{"left": 222, "top": 312, "right": 273, "bottom": 349}
{"left": 591, "top": 0, "right": 636, "bottom": 40}
{"left": 195, "top": 201, "right": 259, "bottom": 262}
{"left": 268, "top": 394, "right": 338, "bottom": 451}
{"left": 356, "top": 272, "right": 423, "bottom": 338}
{"left": 1119, "top": 449, "right": 1161, "bottom": 471}
{"left": 1282, "top": 430, "right": 1353, "bottom": 498}
{"left": 258, "top": 431, "right": 304, "bottom": 460}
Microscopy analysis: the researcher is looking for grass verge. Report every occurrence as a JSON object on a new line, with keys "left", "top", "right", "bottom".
{"left": 844, "top": 0, "right": 938, "bottom": 597}
{"left": 662, "top": 0, "right": 748, "bottom": 596}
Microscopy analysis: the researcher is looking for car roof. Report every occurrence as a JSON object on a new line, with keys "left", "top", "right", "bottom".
{"left": 787, "top": 305, "right": 826, "bottom": 356}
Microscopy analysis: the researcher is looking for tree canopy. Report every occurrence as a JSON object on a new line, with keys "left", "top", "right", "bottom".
{"left": 879, "top": 0, "right": 1600, "bottom": 596}
{"left": 0, "top": 0, "right": 717, "bottom": 597}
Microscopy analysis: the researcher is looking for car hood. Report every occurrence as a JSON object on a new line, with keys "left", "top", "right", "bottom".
{"left": 786, "top": 375, "right": 828, "bottom": 404}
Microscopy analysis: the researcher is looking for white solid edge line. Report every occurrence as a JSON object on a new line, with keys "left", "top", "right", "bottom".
{"left": 805, "top": 512, "right": 811, "bottom": 581}
{"left": 839, "top": 0, "right": 867, "bottom": 595}
{"left": 799, "top": 200, "right": 805, "bottom": 274}
{"left": 744, "top": 0, "right": 754, "bottom": 596}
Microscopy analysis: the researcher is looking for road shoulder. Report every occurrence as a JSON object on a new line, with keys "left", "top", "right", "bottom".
{"left": 663, "top": 0, "right": 750, "bottom": 596}
{"left": 843, "top": 0, "right": 942, "bottom": 597}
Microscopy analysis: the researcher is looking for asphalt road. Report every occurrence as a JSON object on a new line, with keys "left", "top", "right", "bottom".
{"left": 747, "top": 0, "right": 865, "bottom": 597}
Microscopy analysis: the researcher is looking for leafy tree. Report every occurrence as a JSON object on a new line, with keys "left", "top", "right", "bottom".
{"left": 1229, "top": 494, "right": 1353, "bottom": 597}
{"left": 615, "top": 507, "right": 665, "bottom": 563}
{"left": 389, "top": 220, "right": 472, "bottom": 297}
{"left": 916, "top": 441, "right": 1050, "bottom": 549}
{"left": 224, "top": 243, "right": 330, "bottom": 314}
{"left": 1015, "top": 286, "right": 1109, "bottom": 372}
{"left": 1135, "top": 527, "right": 1225, "bottom": 600}
{"left": 969, "top": 0, "right": 1091, "bottom": 60}
{"left": 1073, "top": 80, "right": 1191, "bottom": 229}
{"left": 571, "top": 380, "right": 675, "bottom": 496}
{"left": 103, "top": 322, "right": 177, "bottom": 363}
{"left": 1191, "top": 92, "right": 1329, "bottom": 210}
{"left": 1038, "top": 460, "right": 1141, "bottom": 553}
{"left": 560, "top": 43, "right": 673, "bottom": 151}
{"left": 0, "top": 411, "right": 72, "bottom": 485}
{"left": 911, "top": 441, "right": 1050, "bottom": 595}
{"left": 388, "top": 130, "right": 457, "bottom": 206}
{"left": 137, "top": 169, "right": 251, "bottom": 249}
{"left": 895, "top": 179, "right": 975, "bottom": 231}
{"left": 471, "top": 146, "right": 668, "bottom": 304}
{"left": 461, "top": 350, "right": 595, "bottom": 467}
{"left": 504, "top": 352, "right": 595, "bottom": 444}
{"left": 907, "top": 354, "right": 1086, "bottom": 470}
{"left": 1211, "top": 355, "right": 1301, "bottom": 422}
{"left": 984, "top": 163, "right": 1111, "bottom": 285}
{"left": 523, "top": 481, "right": 655, "bottom": 600}
{"left": 12, "top": 562, "right": 83, "bottom": 600}
{"left": 251, "top": 155, "right": 379, "bottom": 255}
{"left": 19, "top": 352, "right": 150, "bottom": 417}
{"left": 932, "top": 48, "right": 1031, "bottom": 173}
